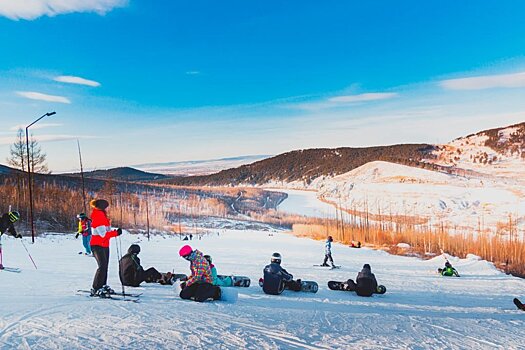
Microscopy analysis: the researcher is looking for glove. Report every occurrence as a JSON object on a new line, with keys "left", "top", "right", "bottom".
{"left": 75, "top": 233, "right": 80, "bottom": 239}
{"left": 117, "top": 228, "right": 123, "bottom": 236}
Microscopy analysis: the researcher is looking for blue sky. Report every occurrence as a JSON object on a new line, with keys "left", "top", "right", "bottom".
{"left": 1, "top": 1, "right": 525, "bottom": 172}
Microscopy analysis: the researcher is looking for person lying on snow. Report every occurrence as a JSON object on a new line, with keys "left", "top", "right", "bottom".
{"left": 438, "top": 261, "right": 460, "bottom": 277}
{"left": 261, "top": 252, "right": 302, "bottom": 295}
{"left": 342, "top": 264, "right": 383, "bottom": 297}
{"left": 119, "top": 244, "right": 174, "bottom": 287}
{"left": 178, "top": 245, "right": 221, "bottom": 302}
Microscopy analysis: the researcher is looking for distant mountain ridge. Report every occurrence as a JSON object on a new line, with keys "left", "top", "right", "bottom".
{"left": 70, "top": 167, "right": 169, "bottom": 181}
{"left": 159, "top": 144, "right": 436, "bottom": 186}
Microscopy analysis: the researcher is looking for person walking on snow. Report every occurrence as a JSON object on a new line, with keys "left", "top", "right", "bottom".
{"left": 261, "top": 252, "right": 302, "bottom": 295}
{"left": 89, "top": 199, "right": 122, "bottom": 297}
{"left": 321, "top": 236, "right": 335, "bottom": 267}
{"left": 178, "top": 245, "right": 221, "bottom": 302}
{"left": 75, "top": 213, "right": 92, "bottom": 255}
{"left": 0, "top": 211, "right": 22, "bottom": 270}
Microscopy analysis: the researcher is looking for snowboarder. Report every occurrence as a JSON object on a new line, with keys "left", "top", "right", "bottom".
{"left": 438, "top": 261, "right": 460, "bottom": 277}
{"left": 339, "top": 264, "right": 380, "bottom": 297}
{"left": 89, "top": 199, "right": 122, "bottom": 297}
{"left": 204, "top": 254, "right": 233, "bottom": 287}
{"left": 178, "top": 245, "right": 221, "bottom": 302}
{"left": 119, "top": 244, "right": 174, "bottom": 287}
{"left": 0, "top": 211, "right": 22, "bottom": 270}
{"left": 75, "top": 213, "right": 92, "bottom": 255}
{"left": 321, "top": 236, "right": 335, "bottom": 267}
{"left": 350, "top": 241, "right": 361, "bottom": 248}
{"left": 261, "top": 252, "right": 302, "bottom": 295}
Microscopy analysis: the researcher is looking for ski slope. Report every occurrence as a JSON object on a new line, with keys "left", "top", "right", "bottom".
{"left": 1, "top": 230, "right": 524, "bottom": 349}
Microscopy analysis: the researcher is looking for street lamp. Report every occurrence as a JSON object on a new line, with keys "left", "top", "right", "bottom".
{"left": 26, "top": 111, "right": 56, "bottom": 243}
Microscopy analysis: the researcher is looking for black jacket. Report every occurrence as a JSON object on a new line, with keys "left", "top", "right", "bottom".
{"left": 355, "top": 266, "right": 378, "bottom": 297}
{"left": 262, "top": 263, "right": 293, "bottom": 295}
{"left": 119, "top": 252, "right": 143, "bottom": 287}
{"left": 0, "top": 214, "right": 17, "bottom": 237}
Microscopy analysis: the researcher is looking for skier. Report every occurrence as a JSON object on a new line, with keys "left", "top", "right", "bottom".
{"left": 343, "top": 264, "right": 380, "bottom": 297}
{"left": 0, "top": 211, "right": 22, "bottom": 239}
{"left": 321, "top": 236, "right": 335, "bottom": 267}
{"left": 0, "top": 211, "right": 22, "bottom": 270}
{"left": 178, "top": 245, "right": 221, "bottom": 302}
{"left": 204, "top": 254, "right": 233, "bottom": 287}
{"left": 438, "top": 261, "right": 460, "bottom": 277}
{"left": 119, "top": 244, "right": 173, "bottom": 287}
{"left": 261, "top": 252, "right": 302, "bottom": 295}
{"left": 89, "top": 199, "right": 122, "bottom": 297}
{"left": 75, "top": 213, "right": 92, "bottom": 255}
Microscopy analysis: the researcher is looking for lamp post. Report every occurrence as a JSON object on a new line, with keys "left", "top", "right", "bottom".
{"left": 26, "top": 112, "right": 56, "bottom": 243}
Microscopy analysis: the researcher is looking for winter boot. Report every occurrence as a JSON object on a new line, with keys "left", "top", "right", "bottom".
{"left": 102, "top": 285, "right": 115, "bottom": 295}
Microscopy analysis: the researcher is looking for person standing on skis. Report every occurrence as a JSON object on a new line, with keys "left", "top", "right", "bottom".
{"left": 89, "top": 199, "right": 122, "bottom": 297}
{"left": 0, "top": 211, "right": 22, "bottom": 270}
{"left": 75, "top": 213, "right": 92, "bottom": 255}
{"left": 321, "top": 236, "right": 335, "bottom": 267}
{"left": 178, "top": 245, "right": 221, "bottom": 302}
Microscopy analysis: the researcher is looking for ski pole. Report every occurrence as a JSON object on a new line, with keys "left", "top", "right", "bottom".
{"left": 0, "top": 236, "right": 4, "bottom": 269}
{"left": 115, "top": 234, "right": 126, "bottom": 296}
{"left": 20, "top": 238, "right": 38, "bottom": 270}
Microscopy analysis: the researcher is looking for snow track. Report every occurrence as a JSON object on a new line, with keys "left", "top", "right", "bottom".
{"left": 1, "top": 230, "right": 524, "bottom": 349}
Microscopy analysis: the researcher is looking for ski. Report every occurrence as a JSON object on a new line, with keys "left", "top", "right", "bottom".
{"left": 0, "top": 266, "right": 21, "bottom": 273}
{"left": 78, "top": 293, "right": 140, "bottom": 303}
{"left": 76, "top": 289, "right": 143, "bottom": 298}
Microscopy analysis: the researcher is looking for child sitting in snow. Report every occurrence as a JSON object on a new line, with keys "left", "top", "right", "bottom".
{"left": 438, "top": 261, "right": 460, "bottom": 277}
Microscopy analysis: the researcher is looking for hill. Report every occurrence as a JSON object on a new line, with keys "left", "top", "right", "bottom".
{"left": 73, "top": 167, "right": 169, "bottom": 181}
{"left": 160, "top": 144, "right": 435, "bottom": 186}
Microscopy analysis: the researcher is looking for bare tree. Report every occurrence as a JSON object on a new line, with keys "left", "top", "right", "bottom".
{"left": 7, "top": 128, "right": 49, "bottom": 174}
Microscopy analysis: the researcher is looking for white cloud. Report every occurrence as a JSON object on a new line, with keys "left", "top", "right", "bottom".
{"left": 16, "top": 91, "right": 71, "bottom": 104}
{"left": 54, "top": 75, "right": 101, "bottom": 87}
{"left": 0, "top": 134, "right": 97, "bottom": 145}
{"left": 186, "top": 71, "right": 201, "bottom": 75}
{"left": 440, "top": 71, "right": 525, "bottom": 90}
{"left": 0, "top": 0, "right": 127, "bottom": 20}
{"left": 328, "top": 92, "right": 398, "bottom": 103}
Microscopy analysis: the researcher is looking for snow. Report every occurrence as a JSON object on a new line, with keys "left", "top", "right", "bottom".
{"left": 267, "top": 189, "right": 339, "bottom": 219}
{"left": 1, "top": 230, "right": 524, "bottom": 349}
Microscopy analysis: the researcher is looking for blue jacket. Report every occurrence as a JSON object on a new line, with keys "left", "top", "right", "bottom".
{"left": 262, "top": 263, "right": 293, "bottom": 295}
{"left": 325, "top": 240, "right": 332, "bottom": 255}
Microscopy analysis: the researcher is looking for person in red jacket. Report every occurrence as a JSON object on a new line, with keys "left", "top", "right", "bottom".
{"left": 89, "top": 199, "right": 122, "bottom": 297}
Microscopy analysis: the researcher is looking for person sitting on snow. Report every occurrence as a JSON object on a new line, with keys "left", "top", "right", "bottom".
{"left": 119, "top": 244, "right": 174, "bottom": 287}
{"left": 178, "top": 245, "right": 221, "bottom": 302}
{"left": 204, "top": 254, "right": 233, "bottom": 287}
{"left": 0, "top": 211, "right": 22, "bottom": 239}
{"left": 343, "top": 264, "right": 380, "bottom": 297}
{"left": 438, "top": 261, "right": 460, "bottom": 277}
{"left": 261, "top": 252, "right": 302, "bottom": 295}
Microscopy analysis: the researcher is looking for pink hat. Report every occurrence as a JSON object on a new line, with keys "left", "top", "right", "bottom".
{"left": 179, "top": 245, "right": 193, "bottom": 257}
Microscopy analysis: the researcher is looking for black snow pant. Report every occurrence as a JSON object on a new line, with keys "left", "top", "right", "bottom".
{"left": 92, "top": 245, "right": 110, "bottom": 290}
{"left": 180, "top": 282, "right": 220, "bottom": 302}
{"left": 345, "top": 279, "right": 375, "bottom": 297}
{"left": 284, "top": 280, "right": 302, "bottom": 292}
{"left": 323, "top": 253, "right": 334, "bottom": 266}
{"left": 141, "top": 267, "right": 162, "bottom": 283}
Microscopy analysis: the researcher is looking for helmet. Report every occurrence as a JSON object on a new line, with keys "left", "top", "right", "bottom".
{"left": 327, "top": 236, "right": 333, "bottom": 242}
{"left": 203, "top": 254, "right": 212, "bottom": 264}
{"left": 445, "top": 261, "right": 452, "bottom": 268}
{"left": 128, "top": 244, "right": 140, "bottom": 255}
{"left": 363, "top": 263, "right": 371, "bottom": 270}
{"left": 271, "top": 252, "right": 282, "bottom": 264}
{"left": 76, "top": 213, "right": 87, "bottom": 220}
{"left": 179, "top": 245, "right": 193, "bottom": 258}
{"left": 8, "top": 211, "right": 20, "bottom": 223}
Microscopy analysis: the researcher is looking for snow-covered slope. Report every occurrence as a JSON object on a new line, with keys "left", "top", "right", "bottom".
{"left": 1, "top": 230, "right": 524, "bottom": 349}
{"left": 317, "top": 161, "right": 525, "bottom": 233}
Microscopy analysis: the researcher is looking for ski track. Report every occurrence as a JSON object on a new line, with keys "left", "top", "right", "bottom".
{"left": 1, "top": 230, "right": 525, "bottom": 349}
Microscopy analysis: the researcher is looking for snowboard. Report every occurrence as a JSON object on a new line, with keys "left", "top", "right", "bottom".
{"left": 297, "top": 280, "right": 318, "bottom": 293}
{"left": 514, "top": 298, "right": 525, "bottom": 311}
{"left": 313, "top": 264, "right": 341, "bottom": 269}
{"left": 328, "top": 281, "right": 387, "bottom": 294}
{"left": 217, "top": 275, "right": 251, "bottom": 287}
